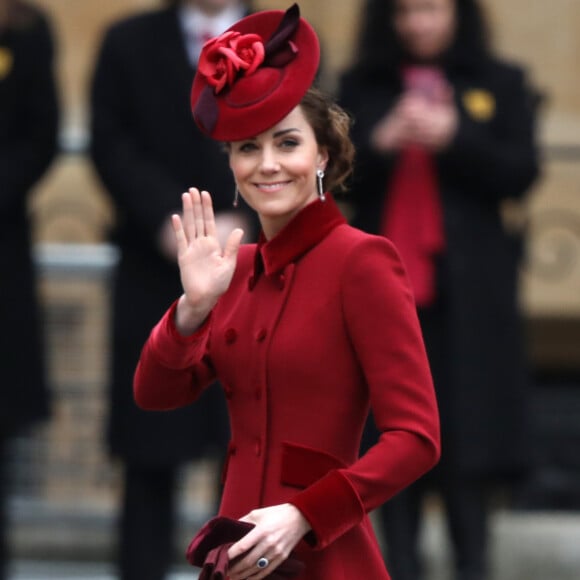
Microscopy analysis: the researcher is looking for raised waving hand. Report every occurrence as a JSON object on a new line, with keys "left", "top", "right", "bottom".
{"left": 172, "top": 188, "right": 244, "bottom": 335}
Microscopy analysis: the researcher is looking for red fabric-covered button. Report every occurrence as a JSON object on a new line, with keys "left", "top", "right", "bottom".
{"left": 225, "top": 328, "right": 237, "bottom": 344}
{"left": 256, "top": 328, "right": 267, "bottom": 342}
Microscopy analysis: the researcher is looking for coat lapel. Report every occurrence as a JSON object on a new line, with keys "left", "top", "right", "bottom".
{"left": 254, "top": 196, "right": 347, "bottom": 279}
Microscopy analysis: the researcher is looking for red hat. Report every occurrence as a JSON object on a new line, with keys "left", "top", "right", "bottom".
{"left": 190, "top": 3, "right": 320, "bottom": 141}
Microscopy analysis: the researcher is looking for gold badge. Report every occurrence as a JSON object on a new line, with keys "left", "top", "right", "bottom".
{"left": 0, "top": 47, "right": 14, "bottom": 80}
{"left": 462, "top": 89, "right": 495, "bottom": 122}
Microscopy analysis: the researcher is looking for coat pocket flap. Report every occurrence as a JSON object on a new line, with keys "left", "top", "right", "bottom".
{"left": 281, "top": 441, "right": 347, "bottom": 489}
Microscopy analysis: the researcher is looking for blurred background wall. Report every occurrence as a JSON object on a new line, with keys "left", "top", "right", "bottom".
{"left": 12, "top": 0, "right": 580, "bottom": 572}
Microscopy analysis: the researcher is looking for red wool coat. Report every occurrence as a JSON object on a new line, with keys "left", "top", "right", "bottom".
{"left": 134, "top": 197, "right": 440, "bottom": 579}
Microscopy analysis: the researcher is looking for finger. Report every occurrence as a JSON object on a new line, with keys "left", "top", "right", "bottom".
{"left": 223, "top": 228, "right": 244, "bottom": 261}
{"left": 227, "top": 528, "right": 279, "bottom": 579}
{"left": 227, "top": 549, "right": 263, "bottom": 579}
{"left": 190, "top": 187, "right": 205, "bottom": 237}
{"left": 251, "top": 556, "right": 283, "bottom": 580}
{"left": 200, "top": 190, "right": 217, "bottom": 238}
{"left": 182, "top": 190, "right": 196, "bottom": 239}
{"left": 171, "top": 214, "right": 188, "bottom": 256}
{"left": 439, "top": 84, "right": 455, "bottom": 104}
{"left": 227, "top": 526, "right": 259, "bottom": 563}
{"left": 230, "top": 551, "right": 283, "bottom": 580}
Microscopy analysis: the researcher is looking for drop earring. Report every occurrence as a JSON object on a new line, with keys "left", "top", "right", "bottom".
{"left": 233, "top": 186, "right": 239, "bottom": 208}
{"left": 316, "top": 169, "right": 326, "bottom": 202}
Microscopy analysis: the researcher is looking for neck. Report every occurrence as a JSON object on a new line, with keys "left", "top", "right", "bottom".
{"left": 258, "top": 198, "right": 320, "bottom": 241}
{"left": 259, "top": 216, "right": 286, "bottom": 241}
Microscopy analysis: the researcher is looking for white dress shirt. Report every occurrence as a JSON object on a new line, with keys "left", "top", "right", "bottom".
{"left": 179, "top": 3, "right": 247, "bottom": 66}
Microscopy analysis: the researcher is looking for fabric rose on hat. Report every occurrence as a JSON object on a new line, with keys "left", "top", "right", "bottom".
{"left": 198, "top": 31, "right": 265, "bottom": 94}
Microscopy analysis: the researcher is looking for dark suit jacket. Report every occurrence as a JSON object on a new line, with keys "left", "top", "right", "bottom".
{"left": 339, "top": 57, "right": 540, "bottom": 478}
{"left": 0, "top": 2, "right": 58, "bottom": 436}
{"left": 90, "top": 6, "right": 253, "bottom": 465}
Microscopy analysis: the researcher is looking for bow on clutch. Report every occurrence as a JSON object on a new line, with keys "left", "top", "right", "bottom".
{"left": 186, "top": 516, "right": 305, "bottom": 579}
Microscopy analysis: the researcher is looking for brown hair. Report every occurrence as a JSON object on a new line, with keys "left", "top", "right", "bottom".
{"left": 299, "top": 87, "right": 355, "bottom": 193}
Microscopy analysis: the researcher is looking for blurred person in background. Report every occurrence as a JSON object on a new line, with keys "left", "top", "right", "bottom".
{"left": 89, "top": 1, "right": 255, "bottom": 579}
{"left": 339, "top": 0, "right": 540, "bottom": 579}
{"left": 0, "top": 0, "right": 58, "bottom": 578}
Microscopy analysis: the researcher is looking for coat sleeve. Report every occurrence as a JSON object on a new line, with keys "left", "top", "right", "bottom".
{"left": 0, "top": 11, "right": 59, "bottom": 213}
{"left": 89, "top": 24, "right": 184, "bottom": 239}
{"left": 437, "top": 64, "right": 540, "bottom": 201}
{"left": 290, "top": 236, "right": 440, "bottom": 549}
{"left": 133, "top": 300, "right": 217, "bottom": 410}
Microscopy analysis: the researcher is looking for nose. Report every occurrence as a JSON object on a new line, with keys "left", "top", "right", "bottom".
{"left": 258, "top": 146, "right": 280, "bottom": 174}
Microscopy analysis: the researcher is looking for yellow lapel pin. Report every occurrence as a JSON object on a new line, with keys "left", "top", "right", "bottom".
{"left": 0, "top": 47, "right": 14, "bottom": 80}
{"left": 462, "top": 89, "right": 496, "bottom": 122}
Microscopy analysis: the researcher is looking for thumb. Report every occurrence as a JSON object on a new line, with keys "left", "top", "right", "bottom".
{"left": 438, "top": 84, "right": 455, "bottom": 105}
{"left": 223, "top": 228, "right": 244, "bottom": 262}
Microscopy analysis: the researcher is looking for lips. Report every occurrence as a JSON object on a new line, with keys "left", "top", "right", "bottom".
{"left": 253, "top": 181, "right": 292, "bottom": 192}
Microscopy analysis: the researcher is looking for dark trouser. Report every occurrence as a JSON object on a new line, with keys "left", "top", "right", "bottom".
{"left": 117, "top": 452, "right": 225, "bottom": 580}
{"left": 380, "top": 475, "right": 489, "bottom": 580}
{"left": 118, "top": 464, "right": 178, "bottom": 580}
{"left": 366, "top": 295, "right": 490, "bottom": 580}
{"left": 380, "top": 297, "right": 489, "bottom": 580}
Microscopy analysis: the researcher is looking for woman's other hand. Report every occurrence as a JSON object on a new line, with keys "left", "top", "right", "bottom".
{"left": 172, "top": 188, "right": 244, "bottom": 335}
{"left": 405, "top": 87, "right": 459, "bottom": 151}
{"left": 226, "top": 503, "right": 311, "bottom": 580}
{"left": 370, "top": 95, "right": 415, "bottom": 153}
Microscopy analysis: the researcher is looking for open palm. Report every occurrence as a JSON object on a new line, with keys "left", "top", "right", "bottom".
{"left": 172, "top": 189, "right": 244, "bottom": 331}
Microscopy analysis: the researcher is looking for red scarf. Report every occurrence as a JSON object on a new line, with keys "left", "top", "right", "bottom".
{"left": 381, "top": 144, "right": 445, "bottom": 307}
{"left": 381, "top": 66, "right": 447, "bottom": 308}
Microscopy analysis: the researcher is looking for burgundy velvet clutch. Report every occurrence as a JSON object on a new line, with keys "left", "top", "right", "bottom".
{"left": 186, "top": 516, "right": 305, "bottom": 579}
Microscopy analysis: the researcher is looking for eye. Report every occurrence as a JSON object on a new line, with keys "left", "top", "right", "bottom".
{"left": 237, "top": 141, "right": 258, "bottom": 153}
{"left": 279, "top": 138, "right": 300, "bottom": 149}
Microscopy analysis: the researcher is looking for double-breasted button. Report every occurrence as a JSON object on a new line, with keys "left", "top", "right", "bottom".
{"left": 276, "top": 274, "right": 286, "bottom": 290}
{"left": 256, "top": 328, "right": 267, "bottom": 342}
{"left": 225, "top": 328, "right": 237, "bottom": 344}
{"left": 254, "top": 439, "right": 262, "bottom": 457}
{"left": 224, "top": 387, "right": 233, "bottom": 400}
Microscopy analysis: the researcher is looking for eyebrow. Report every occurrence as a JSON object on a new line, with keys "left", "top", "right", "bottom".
{"left": 238, "top": 128, "right": 301, "bottom": 144}
{"left": 272, "top": 128, "right": 301, "bottom": 138}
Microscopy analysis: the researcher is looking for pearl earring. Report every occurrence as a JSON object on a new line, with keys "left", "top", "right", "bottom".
{"left": 316, "top": 169, "right": 326, "bottom": 202}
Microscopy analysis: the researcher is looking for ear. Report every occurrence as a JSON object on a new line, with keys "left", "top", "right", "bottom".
{"left": 317, "top": 147, "right": 329, "bottom": 172}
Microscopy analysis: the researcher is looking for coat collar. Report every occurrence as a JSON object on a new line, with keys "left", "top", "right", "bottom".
{"left": 252, "top": 195, "right": 346, "bottom": 280}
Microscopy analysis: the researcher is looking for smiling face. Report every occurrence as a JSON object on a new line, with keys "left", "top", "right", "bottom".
{"left": 228, "top": 106, "right": 328, "bottom": 239}
{"left": 394, "top": 0, "right": 457, "bottom": 61}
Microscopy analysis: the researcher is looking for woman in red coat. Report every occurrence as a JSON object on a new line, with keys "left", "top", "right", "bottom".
{"left": 133, "top": 4, "right": 440, "bottom": 579}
